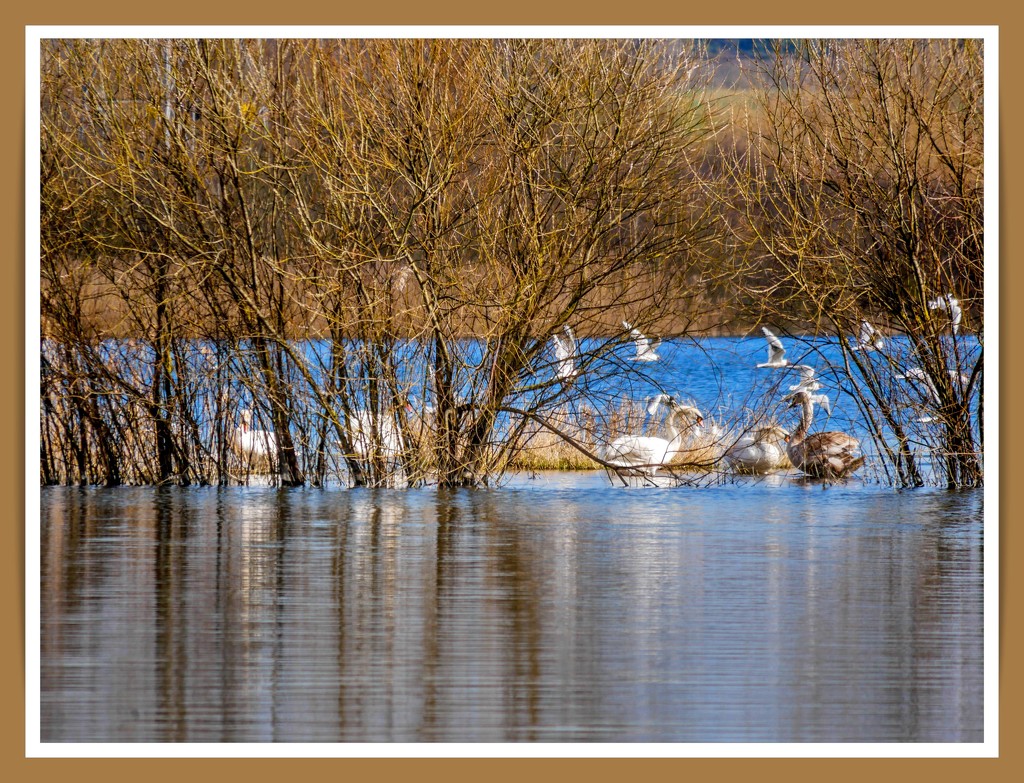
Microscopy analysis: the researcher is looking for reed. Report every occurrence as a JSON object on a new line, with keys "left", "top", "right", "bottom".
{"left": 508, "top": 405, "right": 738, "bottom": 474}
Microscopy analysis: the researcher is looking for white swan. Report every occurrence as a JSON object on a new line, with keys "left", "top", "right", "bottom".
{"left": 348, "top": 408, "right": 405, "bottom": 461}
{"left": 928, "top": 293, "right": 962, "bottom": 335}
{"left": 756, "top": 327, "right": 791, "bottom": 368}
{"left": 234, "top": 409, "right": 278, "bottom": 463}
{"left": 851, "top": 319, "right": 885, "bottom": 352}
{"left": 551, "top": 325, "right": 578, "bottom": 380}
{"left": 623, "top": 321, "right": 661, "bottom": 362}
{"left": 601, "top": 398, "right": 703, "bottom": 476}
{"left": 725, "top": 424, "right": 790, "bottom": 474}
{"left": 785, "top": 390, "right": 863, "bottom": 479}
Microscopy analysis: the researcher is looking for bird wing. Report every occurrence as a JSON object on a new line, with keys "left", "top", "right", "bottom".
{"left": 551, "top": 331, "right": 571, "bottom": 360}
{"left": 901, "top": 367, "right": 940, "bottom": 402}
{"left": 929, "top": 295, "right": 963, "bottom": 333}
{"left": 949, "top": 369, "right": 970, "bottom": 385}
{"left": 623, "top": 320, "right": 645, "bottom": 344}
{"left": 949, "top": 300, "right": 962, "bottom": 333}
{"left": 795, "top": 364, "right": 816, "bottom": 383}
{"left": 859, "top": 320, "right": 875, "bottom": 344}
{"left": 602, "top": 436, "right": 666, "bottom": 466}
{"left": 631, "top": 329, "right": 654, "bottom": 357}
{"left": 806, "top": 431, "right": 859, "bottom": 458}
{"left": 899, "top": 367, "right": 925, "bottom": 382}
{"left": 813, "top": 394, "right": 831, "bottom": 415}
{"left": 762, "top": 327, "right": 785, "bottom": 362}
{"left": 646, "top": 394, "right": 669, "bottom": 416}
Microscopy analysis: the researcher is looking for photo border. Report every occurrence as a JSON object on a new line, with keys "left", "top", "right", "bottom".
{"left": 8, "top": 7, "right": 1013, "bottom": 776}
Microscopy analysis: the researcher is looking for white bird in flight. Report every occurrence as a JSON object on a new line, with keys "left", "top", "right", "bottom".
{"left": 623, "top": 321, "right": 661, "bottom": 362}
{"left": 948, "top": 369, "right": 972, "bottom": 387}
{"left": 805, "top": 392, "right": 831, "bottom": 416}
{"left": 756, "top": 327, "right": 791, "bottom": 368}
{"left": 644, "top": 393, "right": 681, "bottom": 420}
{"left": 896, "top": 366, "right": 941, "bottom": 423}
{"left": 783, "top": 388, "right": 831, "bottom": 416}
{"left": 928, "top": 294, "right": 962, "bottom": 335}
{"left": 851, "top": 320, "right": 885, "bottom": 352}
{"left": 788, "top": 364, "right": 822, "bottom": 393}
{"left": 551, "top": 325, "right": 578, "bottom": 380}
{"left": 897, "top": 367, "right": 940, "bottom": 401}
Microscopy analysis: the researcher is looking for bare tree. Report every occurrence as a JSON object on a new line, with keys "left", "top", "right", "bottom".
{"left": 290, "top": 39, "right": 718, "bottom": 487}
{"left": 723, "top": 39, "right": 983, "bottom": 488}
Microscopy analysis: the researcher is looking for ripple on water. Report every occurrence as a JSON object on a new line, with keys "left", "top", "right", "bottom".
{"left": 39, "top": 478, "right": 984, "bottom": 743}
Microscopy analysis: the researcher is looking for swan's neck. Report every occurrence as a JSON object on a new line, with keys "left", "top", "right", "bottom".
{"left": 665, "top": 412, "right": 696, "bottom": 445}
{"left": 664, "top": 418, "right": 679, "bottom": 442}
{"left": 791, "top": 398, "right": 813, "bottom": 444}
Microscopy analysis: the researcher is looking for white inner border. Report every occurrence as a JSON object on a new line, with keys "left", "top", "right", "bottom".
{"left": 24, "top": 25, "right": 1000, "bottom": 759}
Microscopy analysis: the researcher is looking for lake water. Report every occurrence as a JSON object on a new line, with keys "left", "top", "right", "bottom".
{"left": 63, "top": 332, "right": 981, "bottom": 488}
{"left": 39, "top": 475, "right": 984, "bottom": 744}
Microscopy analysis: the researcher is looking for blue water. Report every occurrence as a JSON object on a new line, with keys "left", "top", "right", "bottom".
{"left": 39, "top": 332, "right": 985, "bottom": 743}
{"left": 39, "top": 477, "right": 985, "bottom": 743}
{"left": 55, "top": 332, "right": 981, "bottom": 486}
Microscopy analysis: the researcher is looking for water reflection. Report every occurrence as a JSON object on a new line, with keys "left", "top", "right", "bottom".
{"left": 40, "top": 481, "right": 984, "bottom": 743}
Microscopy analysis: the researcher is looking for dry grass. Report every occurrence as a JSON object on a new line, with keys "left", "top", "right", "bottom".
{"left": 667, "top": 417, "right": 728, "bottom": 471}
{"left": 508, "top": 403, "right": 737, "bottom": 473}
